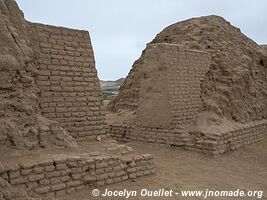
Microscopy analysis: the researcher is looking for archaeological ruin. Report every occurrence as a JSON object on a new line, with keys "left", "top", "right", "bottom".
{"left": 0, "top": 0, "right": 154, "bottom": 199}
{"left": 108, "top": 16, "right": 267, "bottom": 156}
{"left": 29, "top": 22, "right": 107, "bottom": 140}
{"left": 0, "top": 0, "right": 266, "bottom": 199}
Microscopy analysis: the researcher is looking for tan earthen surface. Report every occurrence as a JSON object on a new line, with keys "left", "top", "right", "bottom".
{"left": 107, "top": 16, "right": 267, "bottom": 155}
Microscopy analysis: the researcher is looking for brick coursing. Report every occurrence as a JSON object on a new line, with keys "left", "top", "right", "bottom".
{"left": 166, "top": 45, "right": 210, "bottom": 127}
{"left": 28, "top": 23, "right": 106, "bottom": 139}
{"left": 0, "top": 150, "right": 155, "bottom": 196}
{"left": 109, "top": 44, "right": 266, "bottom": 156}
{"left": 109, "top": 120, "right": 267, "bottom": 156}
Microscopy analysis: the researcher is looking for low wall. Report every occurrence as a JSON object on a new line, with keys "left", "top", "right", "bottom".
{"left": 109, "top": 120, "right": 267, "bottom": 156}
{"left": 0, "top": 153, "right": 155, "bottom": 197}
{"left": 109, "top": 125, "right": 134, "bottom": 142}
{"left": 191, "top": 120, "right": 266, "bottom": 155}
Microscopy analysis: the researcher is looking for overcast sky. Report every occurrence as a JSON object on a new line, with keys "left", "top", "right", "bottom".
{"left": 16, "top": 0, "right": 266, "bottom": 80}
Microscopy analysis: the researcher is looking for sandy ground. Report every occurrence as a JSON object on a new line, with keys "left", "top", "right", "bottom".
{"left": 60, "top": 138, "right": 267, "bottom": 200}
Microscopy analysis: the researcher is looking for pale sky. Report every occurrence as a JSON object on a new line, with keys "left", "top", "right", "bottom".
{"left": 16, "top": 0, "right": 266, "bottom": 80}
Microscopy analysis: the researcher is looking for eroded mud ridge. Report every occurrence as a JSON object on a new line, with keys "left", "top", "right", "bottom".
{"left": 108, "top": 16, "right": 267, "bottom": 156}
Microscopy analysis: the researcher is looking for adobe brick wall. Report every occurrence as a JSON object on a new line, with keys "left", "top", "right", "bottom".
{"left": 190, "top": 120, "right": 267, "bottom": 155}
{"left": 166, "top": 45, "right": 210, "bottom": 127}
{"left": 28, "top": 23, "right": 106, "bottom": 140}
{"left": 109, "top": 119, "right": 267, "bottom": 156}
{"left": 108, "top": 44, "right": 266, "bottom": 156}
{"left": 134, "top": 44, "right": 210, "bottom": 128}
{"left": 0, "top": 150, "right": 155, "bottom": 197}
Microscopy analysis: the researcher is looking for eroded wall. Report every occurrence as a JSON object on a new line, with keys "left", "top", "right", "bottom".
{"left": 0, "top": 147, "right": 155, "bottom": 196}
{"left": 28, "top": 23, "right": 106, "bottom": 140}
{"left": 108, "top": 43, "right": 266, "bottom": 156}
{"left": 166, "top": 44, "right": 210, "bottom": 127}
{"left": 135, "top": 44, "right": 210, "bottom": 128}
{"left": 109, "top": 120, "right": 267, "bottom": 156}
{"left": 135, "top": 44, "right": 171, "bottom": 128}
{"left": 0, "top": 0, "right": 77, "bottom": 150}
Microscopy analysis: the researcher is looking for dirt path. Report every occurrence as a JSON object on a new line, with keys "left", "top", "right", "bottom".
{"left": 60, "top": 138, "right": 267, "bottom": 200}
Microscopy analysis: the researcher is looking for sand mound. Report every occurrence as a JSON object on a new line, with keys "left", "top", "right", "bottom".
{"left": 108, "top": 15, "right": 267, "bottom": 124}
{"left": 0, "top": 0, "right": 77, "bottom": 150}
{"left": 151, "top": 15, "right": 267, "bottom": 123}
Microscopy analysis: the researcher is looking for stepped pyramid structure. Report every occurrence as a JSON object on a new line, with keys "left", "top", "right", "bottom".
{"left": 108, "top": 16, "right": 267, "bottom": 156}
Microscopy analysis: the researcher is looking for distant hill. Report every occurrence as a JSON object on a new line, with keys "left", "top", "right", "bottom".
{"left": 100, "top": 78, "right": 125, "bottom": 94}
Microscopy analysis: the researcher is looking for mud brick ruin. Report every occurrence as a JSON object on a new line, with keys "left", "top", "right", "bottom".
{"left": 1, "top": 147, "right": 154, "bottom": 196}
{"left": 108, "top": 16, "right": 267, "bottom": 156}
{"left": 29, "top": 23, "right": 106, "bottom": 140}
{"left": 0, "top": 0, "right": 266, "bottom": 199}
{"left": 135, "top": 44, "right": 210, "bottom": 128}
{"left": 0, "top": 0, "right": 155, "bottom": 198}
